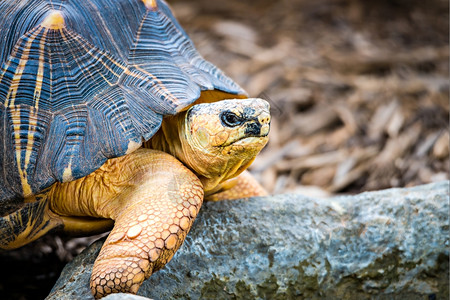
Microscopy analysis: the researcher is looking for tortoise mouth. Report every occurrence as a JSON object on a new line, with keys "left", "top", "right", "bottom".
{"left": 219, "top": 132, "right": 269, "bottom": 148}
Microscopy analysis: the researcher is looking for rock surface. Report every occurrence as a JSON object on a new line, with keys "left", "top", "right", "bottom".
{"left": 47, "top": 181, "right": 449, "bottom": 300}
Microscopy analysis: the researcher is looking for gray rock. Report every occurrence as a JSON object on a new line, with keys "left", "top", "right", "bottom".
{"left": 101, "top": 293, "right": 153, "bottom": 300}
{"left": 47, "top": 181, "right": 449, "bottom": 300}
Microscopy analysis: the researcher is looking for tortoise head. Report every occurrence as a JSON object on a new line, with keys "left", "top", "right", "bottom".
{"left": 182, "top": 98, "right": 270, "bottom": 190}
{"left": 186, "top": 98, "right": 270, "bottom": 150}
{"left": 150, "top": 98, "right": 270, "bottom": 192}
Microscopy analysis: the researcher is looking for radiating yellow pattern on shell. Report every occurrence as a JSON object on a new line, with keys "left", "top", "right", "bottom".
{"left": 6, "top": 27, "right": 42, "bottom": 196}
{"left": 62, "top": 163, "right": 73, "bottom": 182}
{"left": 41, "top": 10, "right": 65, "bottom": 29}
{"left": 10, "top": 109, "right": 32, "bottom": 196}
{"left": 33, "top": 28, "right": 47, "bottom": 110}
{"left": 5, "top": 22, "right": 50, "bottom": 196}
{"left": 24, "top": 28, "right": 49, "bottom": 178}
{"left": 142, "top": 0, "right": 158, "bottom": 10}
{"left": 6, "top": 28, "right": 39, "bottom": 107}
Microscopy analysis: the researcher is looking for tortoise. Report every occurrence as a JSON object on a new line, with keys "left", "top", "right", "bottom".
{"left": 0, "top": 0, "right": 270, "bottom": 298}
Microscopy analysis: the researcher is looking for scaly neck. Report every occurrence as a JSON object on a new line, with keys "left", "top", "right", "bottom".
{"left": 146, "top": 114, "right": 252, "bottom": 193}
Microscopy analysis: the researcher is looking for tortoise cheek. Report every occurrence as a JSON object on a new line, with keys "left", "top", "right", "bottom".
{"left": 214, "top": 131, "right": 230, "bottom": 146}
{"left": 195, "top": 127, "right": 210, "bottom": 148}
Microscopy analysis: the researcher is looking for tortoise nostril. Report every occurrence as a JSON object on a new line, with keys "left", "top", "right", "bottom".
{"left": 258, "top": 113, "right": 271, "bottom": 125}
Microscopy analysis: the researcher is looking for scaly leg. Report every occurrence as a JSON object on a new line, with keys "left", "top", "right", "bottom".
{"left": 206, "top": 170, "right": 267, "bottom": 201}
{"left": 90, "top": 150, "right": 203, "bottom": 298}
{"left": 48, "top": 149, "right": 203, "bottom": 298}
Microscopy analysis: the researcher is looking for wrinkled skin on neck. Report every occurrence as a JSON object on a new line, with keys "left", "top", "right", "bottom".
{"left": 147, "top": 99, "right": 270, "bottom": 193}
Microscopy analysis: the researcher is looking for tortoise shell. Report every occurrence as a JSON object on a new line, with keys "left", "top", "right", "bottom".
{"left": 0, "top": 0, "right": 244, "bottom": 207}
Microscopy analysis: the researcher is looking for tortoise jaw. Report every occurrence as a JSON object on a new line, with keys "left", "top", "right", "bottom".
{"left": 214, "top": 131, "right": 268, "bottom": 148}
{"left": 228, "top": 135, "right": 269, "bottom": 149}
{"left": 224, "top": 125, "right": 270, "bottom": 147}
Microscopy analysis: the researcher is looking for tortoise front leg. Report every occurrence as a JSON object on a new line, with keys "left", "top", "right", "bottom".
{"left": 48, "top": 149, "right": 203, "bottom": 298}
{"left": 90, "top": 149, "right": 203, "bottom": 298}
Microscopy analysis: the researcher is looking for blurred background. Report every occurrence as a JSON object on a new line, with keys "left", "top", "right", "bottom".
{"left": 1, "top": 0, "right": 448, "bottom": 299}
{"left": 169, "top": 0, "right": 449, "bottom": 196}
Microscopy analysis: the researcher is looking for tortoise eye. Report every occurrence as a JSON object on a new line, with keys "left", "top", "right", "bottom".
{"left": 220, "top": 111, "right": 242, "bottom": 127}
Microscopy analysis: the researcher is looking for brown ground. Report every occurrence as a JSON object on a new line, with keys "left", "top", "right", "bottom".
{"left": 1, "top": 0, "right": 448, "bottom": 299}
{"left": 171, "top": 0, "right": 449, "bottom": 196}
